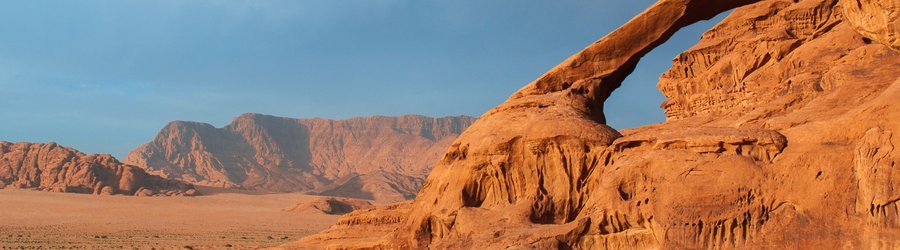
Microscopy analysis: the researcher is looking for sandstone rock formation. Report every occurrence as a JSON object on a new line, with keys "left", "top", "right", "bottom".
{"left": 286, "top": 0, "right": 900, "bottom": 249}
{"left": 841, "top": 0, "right": 899, "bottom": 51}
{"left": 126, "top": 114, "right": 474, "bottom": 203}
{"left": 0, "top": 141, "right": 196, "bottom": 196}
{"left": 285, "top": 197, "right": 375, "bottom": 215}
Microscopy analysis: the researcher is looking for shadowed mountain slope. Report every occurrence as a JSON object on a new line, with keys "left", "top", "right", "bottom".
{"left": 126, "top": 114, "right": 474, "bottom": 203}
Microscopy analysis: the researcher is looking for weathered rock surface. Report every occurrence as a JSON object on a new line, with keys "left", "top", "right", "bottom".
{"left": 285, "top": 197, "right": 375, "bottom": 215}
{"left": 284, "top": 0, "right": 900, "bottom": 249}
{"left": 126, "top": 114, "right": 474, "bottom": 203}
{"left": 659, "top": 0, "right": 890, "bottom": 122}
{"left": 291, "top": 202, "right": 411, "bottom": 249}
{"left": 0, "top": 141, "right": 196, "bottom": 196}
{"left": 841, "top": 0, "right": 900, "bottom": 51}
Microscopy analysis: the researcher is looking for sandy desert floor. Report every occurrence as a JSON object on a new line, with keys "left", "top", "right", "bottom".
{"left": 0, "top": 187, "right": 339, "bottom": 249}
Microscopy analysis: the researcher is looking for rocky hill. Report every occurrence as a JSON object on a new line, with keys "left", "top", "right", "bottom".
{"left": 286, "top": 0, "right": 900, "bottom": 249}
{"left": 0, "top": 141, "right": 196, "bottom": 196}
{"left": 125, "top": 114, "right": 474, "bottom": 202}
{"left": 285, "top": 197, "right": 375, "bottom": 215}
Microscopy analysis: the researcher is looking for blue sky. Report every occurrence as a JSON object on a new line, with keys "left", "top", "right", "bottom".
{"left": 0, "top": 1, "right": 727, "bottom": 158}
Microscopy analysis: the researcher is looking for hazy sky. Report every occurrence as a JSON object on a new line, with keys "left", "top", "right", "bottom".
{"left": 0, "top": 1, "right": 727, "bottom": 158}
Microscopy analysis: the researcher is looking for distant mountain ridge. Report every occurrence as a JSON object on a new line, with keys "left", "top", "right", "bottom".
{"left": 125, "top": 113, "right": 475, "bottom": 202}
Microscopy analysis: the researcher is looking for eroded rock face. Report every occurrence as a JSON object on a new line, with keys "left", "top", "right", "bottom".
{"left": 285, "top": 0, "right": 900, "bottom": 249}
{"left": 125, "top": 114, "right": 473, "bottom": 203}
{"left": 0, "top": 142, "right": 196, "bottom": 196}
{"left": 855, "top": 127, "right": 900, "bottom": 228}
{"left": 660, "top": 0, "right": 856, "bottom": 121}
{"left": 841, "top": 0, "right": 900, "bottom": 51}
{"left": 294, "top": 202, "right": 412, "bottom": 249}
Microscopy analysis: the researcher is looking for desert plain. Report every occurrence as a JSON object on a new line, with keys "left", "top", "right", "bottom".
{"left": 0, "top": 187, "right": 338, "bottom": 249}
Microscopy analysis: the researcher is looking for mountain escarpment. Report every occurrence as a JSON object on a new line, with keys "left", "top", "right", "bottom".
{"left": 287, "top": 0, "right": 900, "bottom": 249}
{"left": 126, "top": 114, "right": 474, "bottom": 203}
{"left": 0, "top": 141, "right": 195, "bottom": 196}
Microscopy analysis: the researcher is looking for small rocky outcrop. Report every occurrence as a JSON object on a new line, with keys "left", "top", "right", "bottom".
{"left": 285, "top": 197, "right": 375, "bottom": 215}
{"left": 0, "top": 141, "right": 196, "bottom": 196}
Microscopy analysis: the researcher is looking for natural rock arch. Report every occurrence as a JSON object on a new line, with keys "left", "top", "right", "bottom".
{"left": 508, "top": 0, "right": 762, "bottom": 123}
{"left": 380, "top": 0, "right": 767, "bottom": 248}
{"left": 288, "top": 0, "right": 900, "bottom": 248}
